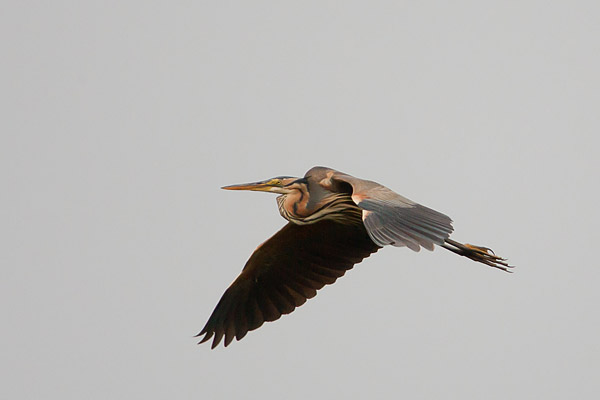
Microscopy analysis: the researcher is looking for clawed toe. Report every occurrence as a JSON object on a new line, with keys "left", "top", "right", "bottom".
{"left": 443, "top": 239, "right": 514, "bottom": 272}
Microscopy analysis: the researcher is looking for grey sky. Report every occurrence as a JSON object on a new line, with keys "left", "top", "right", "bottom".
{"left": 2, "top": 1, "right": 599, "bottom": 399}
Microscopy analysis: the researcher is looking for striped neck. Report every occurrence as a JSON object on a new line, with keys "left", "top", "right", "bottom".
{"left": 277, "top": 193, "right": 362, "bottom": 225}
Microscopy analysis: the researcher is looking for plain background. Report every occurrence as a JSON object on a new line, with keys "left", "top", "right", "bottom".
{"left": 2, "top": 1, "right": 599, "bottom": 398}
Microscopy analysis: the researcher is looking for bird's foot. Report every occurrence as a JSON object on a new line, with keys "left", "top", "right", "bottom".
{"left": 442, "top": 239, "right": 514, "bottom": 272}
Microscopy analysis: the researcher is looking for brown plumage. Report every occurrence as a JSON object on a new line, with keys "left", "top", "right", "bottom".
{"left": 197, "top": 166, "right": 512, "bottom": 348}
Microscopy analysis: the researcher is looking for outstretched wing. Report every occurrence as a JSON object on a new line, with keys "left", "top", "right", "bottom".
{"left": 197, "top": 219, "right": 380, "bottom": 348}
{"left": 331, "top": 171, "right": 454, "bottom": 251}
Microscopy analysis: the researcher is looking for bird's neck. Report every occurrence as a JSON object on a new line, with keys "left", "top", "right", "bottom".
{"left": 277, "top": 192, "right": 362, "bottom": 225}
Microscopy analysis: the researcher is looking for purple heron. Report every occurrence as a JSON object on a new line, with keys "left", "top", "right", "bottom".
{"left": 197, "top": 166, "right": 512, "bottom": 348}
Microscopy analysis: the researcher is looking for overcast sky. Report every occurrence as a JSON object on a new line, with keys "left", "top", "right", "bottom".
{"left": 2, "top": 1, "right": 599, "bottom": 399}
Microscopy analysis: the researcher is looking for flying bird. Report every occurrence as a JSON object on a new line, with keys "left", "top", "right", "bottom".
{"left": 197, "top": 166, "right": 512, "bottom": 348}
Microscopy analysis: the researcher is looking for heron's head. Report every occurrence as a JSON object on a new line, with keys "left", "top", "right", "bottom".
{"left": 222, "top": 176, "right": 307, "bottom": 195}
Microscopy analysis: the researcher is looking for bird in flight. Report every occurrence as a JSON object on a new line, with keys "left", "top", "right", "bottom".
{"left": 197, "top": 166, "right": 512, "bottom": 348}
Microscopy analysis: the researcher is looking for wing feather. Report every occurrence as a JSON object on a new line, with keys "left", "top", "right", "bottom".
{"left": 196, "top": 219, "right": 380, "bottom": 348}
{"left": 332, "top": 171, "right": 454, "bottom": 250}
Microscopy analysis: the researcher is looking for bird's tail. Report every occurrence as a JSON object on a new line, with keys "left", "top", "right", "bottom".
{"left": 441, "top": 238, "right": 513, "bottom": 272}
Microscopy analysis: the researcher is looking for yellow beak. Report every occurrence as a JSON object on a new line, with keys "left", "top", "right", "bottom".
{"left": 221, "top": 179, "right": 282, "bottom": 192}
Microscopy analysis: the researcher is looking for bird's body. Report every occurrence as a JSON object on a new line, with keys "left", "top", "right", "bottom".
{"left": 197, "top": 166, "right": 512, "bottom": 348}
